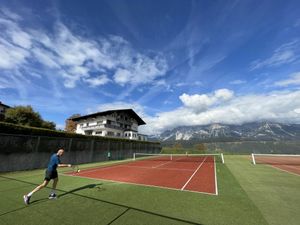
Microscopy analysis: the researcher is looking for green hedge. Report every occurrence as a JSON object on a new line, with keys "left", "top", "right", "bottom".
{"left": 0, "top": 122, "right": 159, "bottom": 144}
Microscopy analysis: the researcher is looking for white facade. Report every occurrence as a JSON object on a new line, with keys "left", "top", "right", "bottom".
{"left": 74, "top": 110, "right": 147, "bottom": 141}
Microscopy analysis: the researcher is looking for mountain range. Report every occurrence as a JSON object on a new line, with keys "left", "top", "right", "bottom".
{"left": 150, "top": 122, "right": 300, "bottom": 143}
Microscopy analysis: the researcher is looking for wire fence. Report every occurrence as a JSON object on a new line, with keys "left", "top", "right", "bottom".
{"left": 0, "top": 133, "right": 161, "bottom": 172}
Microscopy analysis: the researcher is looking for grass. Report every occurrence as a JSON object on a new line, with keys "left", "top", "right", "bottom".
{"left": 0, "top": 155, "right": 299, "bottom": 225}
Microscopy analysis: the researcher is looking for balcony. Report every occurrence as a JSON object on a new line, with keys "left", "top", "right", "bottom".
{"left": 81, "top": 124, "right": 132, "bottom": 131}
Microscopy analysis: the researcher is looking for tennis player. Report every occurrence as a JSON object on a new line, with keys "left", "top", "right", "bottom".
{"left": 23, "top": 149, "right": 71, "bottom": 205}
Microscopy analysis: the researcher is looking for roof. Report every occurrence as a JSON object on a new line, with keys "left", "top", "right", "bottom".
{"left": 71, "top": 109, "right": 146, "bottom": 125}
{"left": 0, "top": 101, "right": 10, "bottom": 108}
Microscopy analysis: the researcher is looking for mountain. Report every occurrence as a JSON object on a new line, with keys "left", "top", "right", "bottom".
{"left": 150, "top": 122, "right": 300, "bottom": 143}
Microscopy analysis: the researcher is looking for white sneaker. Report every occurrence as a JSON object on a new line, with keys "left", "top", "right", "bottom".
{"left": 23, "top": 195, "right": 31, "bottom": 205}
{"left": 48, "top": 193, "right": 57, "bottom": 199}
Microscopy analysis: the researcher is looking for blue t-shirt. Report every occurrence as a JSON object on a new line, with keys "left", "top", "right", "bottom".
{"left": 47, "top": 154, "right": 61, "bottom": 171}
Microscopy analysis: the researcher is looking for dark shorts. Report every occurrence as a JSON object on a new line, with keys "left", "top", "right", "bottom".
{"left": 44, "top": 170, "right": 58, "bottom": 181}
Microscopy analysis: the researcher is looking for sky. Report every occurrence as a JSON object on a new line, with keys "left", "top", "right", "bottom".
{"left": 1, "top": 0, "right": 300, "bottom": 135}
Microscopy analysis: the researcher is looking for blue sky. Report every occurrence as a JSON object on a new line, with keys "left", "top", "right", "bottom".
{"left": 1, "top": 0, "right": 300, "bottom": 134}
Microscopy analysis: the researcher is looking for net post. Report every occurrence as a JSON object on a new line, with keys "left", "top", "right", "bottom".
{"left": 251, "top": 153, "right": 256, "bottom": 165}
{"left": 221, "top": 153, "right": 224, "bottom": 164}
{"left": 133, "top": 153, "right": 136, "bottom": 160}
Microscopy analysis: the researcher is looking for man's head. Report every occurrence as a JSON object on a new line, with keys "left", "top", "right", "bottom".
{"left": 57, "top": 149, "right": 64, "bottom": 156}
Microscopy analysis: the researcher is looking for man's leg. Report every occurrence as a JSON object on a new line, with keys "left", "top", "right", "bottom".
{"left": 23, "top": 180, "right": 49, "bottom": 205}
{"left": 49, "top": 177, "right": 58, "bottom": 199}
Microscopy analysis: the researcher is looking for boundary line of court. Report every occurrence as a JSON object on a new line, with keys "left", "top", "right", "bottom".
{"left": 122, "top": 165, "right": 195, "bottom": 172}
{"left": 214, "top": 157, "right": 218, "bottom": 195}
{"left": 152, "top": 160, "right": 174, "bottom": 168}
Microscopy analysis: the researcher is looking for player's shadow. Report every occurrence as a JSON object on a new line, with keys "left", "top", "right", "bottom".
{"left": 58, "top": 183, "right": 103, "bottom": 198}
{"left": 30, "top": 183, "right": 103, "bottom": 204}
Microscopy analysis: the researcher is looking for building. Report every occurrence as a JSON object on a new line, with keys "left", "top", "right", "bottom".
{"left": 72, "top": 109, "right": 147, "bottom": 141}
{"left": 0, "top": 101, "right": 10, "bottom": 119}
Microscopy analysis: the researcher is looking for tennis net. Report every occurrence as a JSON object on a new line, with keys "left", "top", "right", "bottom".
{"left": 251, "top": 153, "right": 300, "bottom": 165}
{"left": 133, "top": 153, "right": 224, "bottom": 163}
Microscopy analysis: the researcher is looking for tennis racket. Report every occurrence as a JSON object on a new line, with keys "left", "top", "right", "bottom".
{"left": 71, "top": 165, "right": 80, "bottom": 174}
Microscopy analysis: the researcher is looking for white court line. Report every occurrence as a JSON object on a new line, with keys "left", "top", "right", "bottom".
{"left": 181, "top": 157, "right": 207, "bottom": 190}
{"left": 152, "top": 156, "right": 184, "bottom": 169}
{"left": 268, "top": 164, "right": 300, "bottom": 177}
{"left": 214, "top": 157, "right": 218, "bottom": 195}
{"left": 61, "top": 172, "right": 217, "bottom": 196}
{"left": 122, "top": 165, "right": 194, "bottom": 172}
{"left": 152, "top": 161, "right": 174, "bottom": 168}
{"left": 75, "top": 164, "right": 195, "bottom": 174}
{"left": 71, "top": 164, "right": 123, "bottom": 175}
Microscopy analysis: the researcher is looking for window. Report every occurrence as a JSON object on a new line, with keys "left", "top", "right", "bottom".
{"left": 95, "top": 131, "right": 102, "bottom": 134}
{"left": 107, "top": 131, "right": 114, "bottom": 136}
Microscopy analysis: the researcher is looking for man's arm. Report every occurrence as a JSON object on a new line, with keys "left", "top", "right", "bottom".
{"left": 58, "top": 164, "right": 71, "bottom": 168}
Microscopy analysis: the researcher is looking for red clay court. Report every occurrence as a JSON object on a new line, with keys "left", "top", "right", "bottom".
{"left": 252, "top": 153, "right": 300, "bottom": 176}
{"left": 65, "top": 153, "right": 224, "bottom": 195}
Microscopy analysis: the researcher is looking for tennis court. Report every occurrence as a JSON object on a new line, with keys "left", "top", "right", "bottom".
{"left": 64, "top": 153, "right": 224, "bottom": 195}
{"left": 251, "top": 153, "right": 300, "bottom": 176}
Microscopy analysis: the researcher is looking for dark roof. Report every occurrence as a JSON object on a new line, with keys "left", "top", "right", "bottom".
{"left": 71, "top": 109, "right": 146, "bottom": 125}
{"left": 0, "top": 102, "right": 10, "bottom": 108}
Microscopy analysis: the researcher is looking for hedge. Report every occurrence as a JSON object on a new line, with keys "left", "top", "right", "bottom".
{"left": 0, "top": 122, "right": 159, "bottom": 144}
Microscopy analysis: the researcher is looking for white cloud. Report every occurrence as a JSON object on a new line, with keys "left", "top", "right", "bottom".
{"left": 114, "top": 69, "right": 132, "bottom": 86}
{"left": 214, "top": 89, "right": 234, "bottom": 100}
{"left": 0, "top": 9, "right": 168, "bottom": 90}
{"left": 179, "top": 89, "right": 234, "bottom": 113}
{"left": 176, "top": 81, "right": 202, "bottom": 87}
{"left": 250, "top": 40, "right": 300, "bottom": 70}
{"left": 0, "top": 8, "right": 22, "bottom": 21}
{"left": 113, "top": 53, "right": 168, "bottom": 86}
{"left": 274, "top": 72, "right": 300, "bottom": 87}
{"left": 0, "top": 37, "right": 29, "bottom": 69}
{"left": 84, "top": 75, "right": 111, "bottom": 87}
{"left": 153, "top": 79, "right": 173, "bottom": 92}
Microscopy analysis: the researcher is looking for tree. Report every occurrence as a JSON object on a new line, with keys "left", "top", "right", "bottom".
{"left": 65, "top": 114, "right": 81, "bottom": 133}
{"left": 4, "top": 105, "right": 56, "bottom": 130}
{"left": 194, "top": 143, "right": 206, "bottom": 153}
{"left": 173, "top": 142, "right": 183, "bottom": 149}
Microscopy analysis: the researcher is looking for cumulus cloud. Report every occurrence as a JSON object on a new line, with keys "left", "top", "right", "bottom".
{"left": 274, "top": 72, "right": 300, "bottom": 87}
{"left": 250, "top": 40, "right": 300, "bottom": 70}
{"left": 0, "top": 8, "right": 168, "bottom": 89}
{"left": 179, "top": 89, "right": 234, "bottom": 113}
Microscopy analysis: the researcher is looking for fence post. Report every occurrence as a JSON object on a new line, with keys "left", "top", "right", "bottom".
{"left": 35, "top": 136, "right": 40, "bottom": 152}
{"left": 68, "top": 138, "right": 73, "bottom": 152}
{"left": 90, "top": 139, "right": 95, "bottom": 151}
